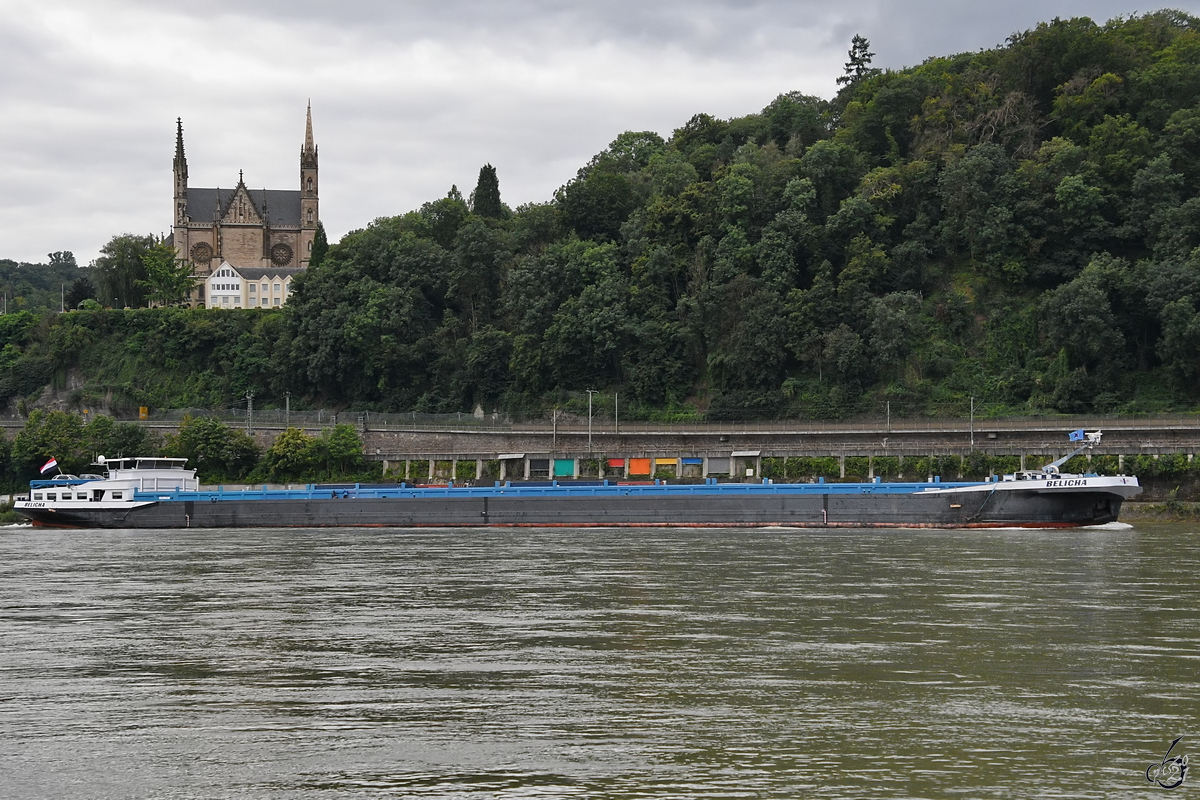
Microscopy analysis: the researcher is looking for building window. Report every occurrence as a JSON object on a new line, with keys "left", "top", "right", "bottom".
{"left": 262, "top": 298, "right": 269, "bottom": 307}
{"left": 274, "top": 283, "right": 281, "bottom": 293}
{"left": 249, "top": 284, "right": 256, "bottom": 294}
{"left": 274, "top": 297, "right": 281, "bottom": 306}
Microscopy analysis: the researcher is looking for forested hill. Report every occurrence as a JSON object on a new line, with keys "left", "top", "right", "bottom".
{"left": 8, "top": 10, "right": 1200, "bottom": 420}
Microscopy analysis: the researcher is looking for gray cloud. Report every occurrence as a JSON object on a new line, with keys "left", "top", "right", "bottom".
{"left": 0, "top": 0, "right": 1195, "bottom": 264}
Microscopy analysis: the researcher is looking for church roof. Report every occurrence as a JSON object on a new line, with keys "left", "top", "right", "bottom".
{"left": 186, "top": 187, "right": 303, "bottom": 228}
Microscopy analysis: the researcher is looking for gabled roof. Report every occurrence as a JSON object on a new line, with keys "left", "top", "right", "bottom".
{"left": 186, "top": 187, "right": 302, "bottom": 228}
{"left": 206, "top": 261, "right": 301, "bottom": 282}
{"left": 238, "top": 266, "right": 303, "bottom": 281}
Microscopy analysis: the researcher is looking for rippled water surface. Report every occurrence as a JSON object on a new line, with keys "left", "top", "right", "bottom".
{"left": 1, "top": 523, "right": 1197, "bottom": 798}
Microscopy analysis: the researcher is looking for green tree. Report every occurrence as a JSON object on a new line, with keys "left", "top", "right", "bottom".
{"left": 836, "top": 35, "right": 880, "bottom": 88}
{"left": 319, "top": 424, "right": 364, "bottom": 476}
{"left": 470, "top": 163, "right": 504, "bottom": 218}
{"left": 12, "top": 410, "right": 87, "bottom": 477}
{"left": 161, "top": 415, "right": 259, "bottom": 482}
{"left": 138, "top": 241, "right": 197, "bottom": 306}
{"left": 94, "top": 233, "right": 153, "bottom": 308}
{"left": 83, "top": 415, "right": 153, "bottom": 460}
{"left": 309, "top": 222, "right": 329, "bottom": 267}
{"left": 449, "top": 219, "right": 510, "bottom": 333}
{"left": 556, "top": 171, "right": 636, "bottom": 242}
{"left": 260, "top": 427, "right": 320, "bottom": 480}
{"left": 64, "top": 276, "right": 97, "bottom": 309}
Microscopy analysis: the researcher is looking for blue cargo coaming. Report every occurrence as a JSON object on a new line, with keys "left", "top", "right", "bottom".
{"left": 124, "top": 478, "right": 987, "bottom": 504}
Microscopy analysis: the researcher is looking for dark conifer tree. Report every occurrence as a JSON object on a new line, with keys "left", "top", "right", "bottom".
{"left": 470, "top": 164, "right": 503, "bottom": 218}
{"left": 309, "top": 222, "right": 328, "bottom": 268}
{"left": 837, "top": 34, "right": 879, "bottom": 87}
{"left": 64, "top": 276, "right": 97, "bottom": 309}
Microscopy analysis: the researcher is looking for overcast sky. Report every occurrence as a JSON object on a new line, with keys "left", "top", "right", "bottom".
{"left": 1, "top": 0, "right": 1196, "bottom": 264}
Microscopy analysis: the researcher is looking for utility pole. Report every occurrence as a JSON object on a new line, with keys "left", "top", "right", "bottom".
{"left": 246, "top": 390, "right": 254, "bottom": 435}
{"left": 586, "top": 389, "right": 596, "bottom": 453}
{"left": 614, "top": 392, "right": 619, "bottom": 434}
{"left": 284, "top": 392, "right": 290, "bottom": 429}
{"left": 60, "top": 284, "right": 64, "bottom": 313}
{"left": 552, "top": 408, "right": 557, "bottom": 451}
{"left": 969, "top": 396, "right": 974, "bottom": 450}
{"left": 887, "top": 400, "right": 891, "bottom": 433}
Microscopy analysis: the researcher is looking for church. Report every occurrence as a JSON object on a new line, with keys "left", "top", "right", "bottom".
{"left": 171, "top": 105, "right": 319, "bottom": 307}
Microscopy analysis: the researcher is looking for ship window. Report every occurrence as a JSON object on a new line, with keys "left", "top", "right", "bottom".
{"left": 77, "top": 493, "right": 87, "bottom": 500}
{"left": 33, "top": 493, "right": 42, "bottom": 500}
{"left": 111, "top": 492, "right": 123, "bottom": 500}
{"left": 46, "top": 493, "right": 56, "bottom": 501}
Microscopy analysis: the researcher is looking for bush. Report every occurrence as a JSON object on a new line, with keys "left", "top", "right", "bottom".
{"left": 789, "top": 457, "right": 840, "bottom": 479}
{"left": 844, "top": 457, "right": 869, "bottom": 480}
{"left": 761, "top": 457, "right": 786, "bottom": 479}
{"left": 873, "top": 456, "right": 899, "bottom": 478}
{"left": 931, "top": 455, "right": 961, "bottom": 479}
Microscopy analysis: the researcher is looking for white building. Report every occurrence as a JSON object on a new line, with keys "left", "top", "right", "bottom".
{"left": 201, "top": 261, "right": 300, "bottom": 309}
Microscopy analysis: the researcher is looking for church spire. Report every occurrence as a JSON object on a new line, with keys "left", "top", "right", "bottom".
{"left": 173, "top": 117, "right": 188, "bottom": 179}
{"left": 173, "top": 117, "right": 188, "bottom": 226}
{"left": 301, "top": 101, "right": 318, "bottom": 170}
{"left": 305, "top": 100, "right": 314, "bottom": 152}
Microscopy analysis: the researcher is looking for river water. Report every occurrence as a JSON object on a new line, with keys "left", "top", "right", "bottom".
{"left": 0, "top": 523, "right": 1196, "bottom": 799}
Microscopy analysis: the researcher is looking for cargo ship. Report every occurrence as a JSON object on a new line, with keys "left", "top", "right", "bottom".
{"left": 13, "top": 431, "right": 1140, "bottom": 529}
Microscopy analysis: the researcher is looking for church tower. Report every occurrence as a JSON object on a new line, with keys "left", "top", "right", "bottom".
{"left": 299, "top": 102, "right": 319, "bottom": 267}
{"left": 173, "top": 118, "right": 188, "bottom": 227}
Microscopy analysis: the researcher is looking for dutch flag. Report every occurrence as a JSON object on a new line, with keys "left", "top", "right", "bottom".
{"left": 39, "top": 457, "right": 58, "bottom": 474}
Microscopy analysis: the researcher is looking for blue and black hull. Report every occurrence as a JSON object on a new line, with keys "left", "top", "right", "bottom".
{"left": 18, "top": 482, "right": 1128, "bottom": 529}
